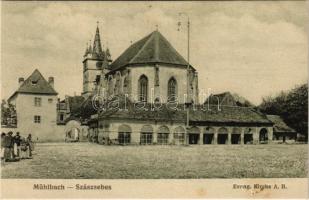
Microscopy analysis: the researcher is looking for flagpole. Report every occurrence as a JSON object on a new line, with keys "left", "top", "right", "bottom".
{"left": 179, "top": 12, "right": 191, "bottom": 145}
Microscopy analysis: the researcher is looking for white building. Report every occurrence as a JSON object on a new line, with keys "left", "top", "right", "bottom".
{"left": 8, "top": 69, "right": 64, "bottom": 141}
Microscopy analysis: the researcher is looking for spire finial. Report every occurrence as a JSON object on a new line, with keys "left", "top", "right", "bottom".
{"left": 97, "top": 21, "right": 99, "bottom": 27}
{"left": 155, "top": 24, "right": 158, "bottom": 31}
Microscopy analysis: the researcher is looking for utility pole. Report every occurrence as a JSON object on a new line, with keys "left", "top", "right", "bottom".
{"left": 179, "top": 12, "right": 191, "bottom": 145}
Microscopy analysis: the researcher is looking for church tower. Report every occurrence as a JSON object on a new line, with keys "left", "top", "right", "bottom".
{"left": 82, "top": 24, "right": 111, "bottom": 98}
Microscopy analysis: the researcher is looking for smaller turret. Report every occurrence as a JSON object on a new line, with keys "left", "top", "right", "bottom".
{"left": 88, "top": 41, "right": 93, "bottom": 55}
{"left": 105, "top": 47, "right": 112, "bottom": 63}
{"left": 84, "top": 43, "right": 89, "bottom": 57}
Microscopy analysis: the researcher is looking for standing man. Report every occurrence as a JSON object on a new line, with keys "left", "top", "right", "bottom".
{"left": 3, "top": 132, "right": 14, "bottom": 161}
{"left": 14, "top": 132, "right": 21, "bottom": 158}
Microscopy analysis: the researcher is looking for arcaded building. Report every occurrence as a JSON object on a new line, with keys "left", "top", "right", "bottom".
{"left": 78, "top": 26, "right": 277, "bottom": 145}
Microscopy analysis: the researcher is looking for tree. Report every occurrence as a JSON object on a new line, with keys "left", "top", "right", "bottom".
{"left": 1, "top": 99, "right": 17, "bottom": 127}
{"left": 259, "top": 83, "right": 308, "bottom": 140}
{"left": 1, "top": 99, "right": 9, "bottom": 125}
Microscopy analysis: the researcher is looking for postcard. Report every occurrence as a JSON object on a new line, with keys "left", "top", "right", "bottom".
{"left": 1, "top": 1, "right": 308, "bottom": 199}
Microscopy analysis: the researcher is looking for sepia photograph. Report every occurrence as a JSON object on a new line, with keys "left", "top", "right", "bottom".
{"left": 1, "top": 0, "right": 308, "bottom": 198}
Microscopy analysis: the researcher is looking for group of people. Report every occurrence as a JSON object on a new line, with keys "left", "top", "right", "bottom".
{"left": 1, "top": 131, "right": 34, "bottom": 162}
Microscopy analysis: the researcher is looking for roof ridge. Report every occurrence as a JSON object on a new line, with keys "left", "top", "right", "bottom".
{"left": 109, "top": 30, "right": 193, "bottom": 71}
{"left": 154, "top": 31, "right": 159, "bottom": 61}
{"left": 157, "top": 31, "right": 188, "bottom": 65}
{"left": 129, "top": 31, "right": 156, "bottom": 64}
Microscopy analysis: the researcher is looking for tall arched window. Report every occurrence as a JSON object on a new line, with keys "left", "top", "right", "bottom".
{"left": 118, "top": 124, "right": 132, "bottom": 145}
{"left": 140, "top": 125, "right": 153, "bottom": 145}
{"left": 168, "top": 77, "right": 177, "bottom": 101}
{"left": 174, "top": 126, "right": 185, "bottom": 145}
{"left": 138, "top": 75, "right": 148, "bottom": 102}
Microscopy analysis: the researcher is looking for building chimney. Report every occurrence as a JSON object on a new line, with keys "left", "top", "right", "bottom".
{"left": 48, "top": 77, "right": 54, "bottom": 88}
{"left": 18, "top": 77, "right": 24, "bottom": 86}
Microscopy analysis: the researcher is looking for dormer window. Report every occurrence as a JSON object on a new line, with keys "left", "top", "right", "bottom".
{"left": 31, "top": 80, "right": 38, "bottom": 85}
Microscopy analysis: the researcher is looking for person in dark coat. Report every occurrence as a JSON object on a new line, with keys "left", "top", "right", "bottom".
{"left": 3, "top": 132, "right": 14, "bottom": 161}
{"left": 14, "top": 132, "right": 21, "bottom": 157}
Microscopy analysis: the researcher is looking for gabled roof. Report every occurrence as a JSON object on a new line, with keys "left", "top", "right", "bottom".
{"left": 109, "top": 31, "right": 191, "bottom": 71}
{"left": 9, "top": 69, "right": 57, "bottom": 100}
{"left": 92, "top": 95, "right": 272, "bottom": 125}
{"left": 266, "top": 115, "right": 296, "bottom": 133}
{"left": 205, "top": 91, "right": 254, "bottom": 107}
{"left": 190, "top": 106, "right": 272, "bottom": 125}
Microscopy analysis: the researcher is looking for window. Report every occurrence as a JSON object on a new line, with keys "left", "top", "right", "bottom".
{"left": 140, "top": 133, "right": 152, "bottom": 145}
{"left": 34, "top": 115, "right": 41, "bottom": 123}
{"left": 174, "top": 133, "right": 185, "bottom": 144}
{"left": 95, "top": 75, "right": 101, "bottom": 84}
{"left": 60, "top": 114, "right": 64, "bottom": 121}
{"left": 158, "top": 126, "right": 170, "bottom": 145}
{"left": 118, "top": 132, "right": 131, "bottom": 145}
{"left": 108, "top": 76, "right": 113, "bottom": 95}
{"left": 174, "top": 126, "right": 185, "bottom": 145}
{"left": 138, "top": 75, "right": 148, "bottom": 102}
{"left": 168, "top": 77, "right": 177, "bottom": 101}
{"left": 118, "top": 125, "right": 132, "bottom": 145}
{"left": 34, "top": 97, "right": 41, "bottom": 107}
{"left": 48, "top": 98, "right": 53, "bottom": 103}
{"left": 140, "top": 125, "right": 153, "bottom": 145}
{"left": 157, "top": 133, "right": 169, "bottom": 145}
{"left": 31, "top": 80, "right": 38, "bottom": 85}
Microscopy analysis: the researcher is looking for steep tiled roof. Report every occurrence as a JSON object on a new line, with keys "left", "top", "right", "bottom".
{"left": 100, "top": 103, "right": 186, "bottom": 123}
{"left": 9, "top": 69, "right": 57, "bottom": 100}
{"left": 190, "top": 106, "right": 272, "bottom": 125}
{"left": 205, "top": 92, "right": 254, "bottom": 107}
{"left": 92, "top": 95, "right": 272, "bottom": 125}
{"left": 109, "top": 31, "right": 191, "bottom": 71}
{"left": 266, "top": 115, "right": 296, "bottom": 133}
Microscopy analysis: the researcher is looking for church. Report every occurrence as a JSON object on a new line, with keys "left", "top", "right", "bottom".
{"left": 66, "top": 25, "right": 282, "bottom": 146}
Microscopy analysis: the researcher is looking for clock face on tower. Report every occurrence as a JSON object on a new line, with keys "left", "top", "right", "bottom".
{"left": 96, "top": 61, "right": 103, "bottom": 69}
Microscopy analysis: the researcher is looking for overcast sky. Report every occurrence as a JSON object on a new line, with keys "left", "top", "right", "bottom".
{"left": 1, "top": 1, "right": 308, "bottom": 105}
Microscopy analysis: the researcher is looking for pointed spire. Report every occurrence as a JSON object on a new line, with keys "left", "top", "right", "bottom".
{"left": 84, "top": 42, "right": 89, "bottom": 57}
{"left": 106, "top": 47, "right": 112, "bottom": 62}
{"left": 92, "top": 22, "right": 104, "bottom": 60}
{"left": 88, "top": 40, "right": 92, "bottom": 54}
